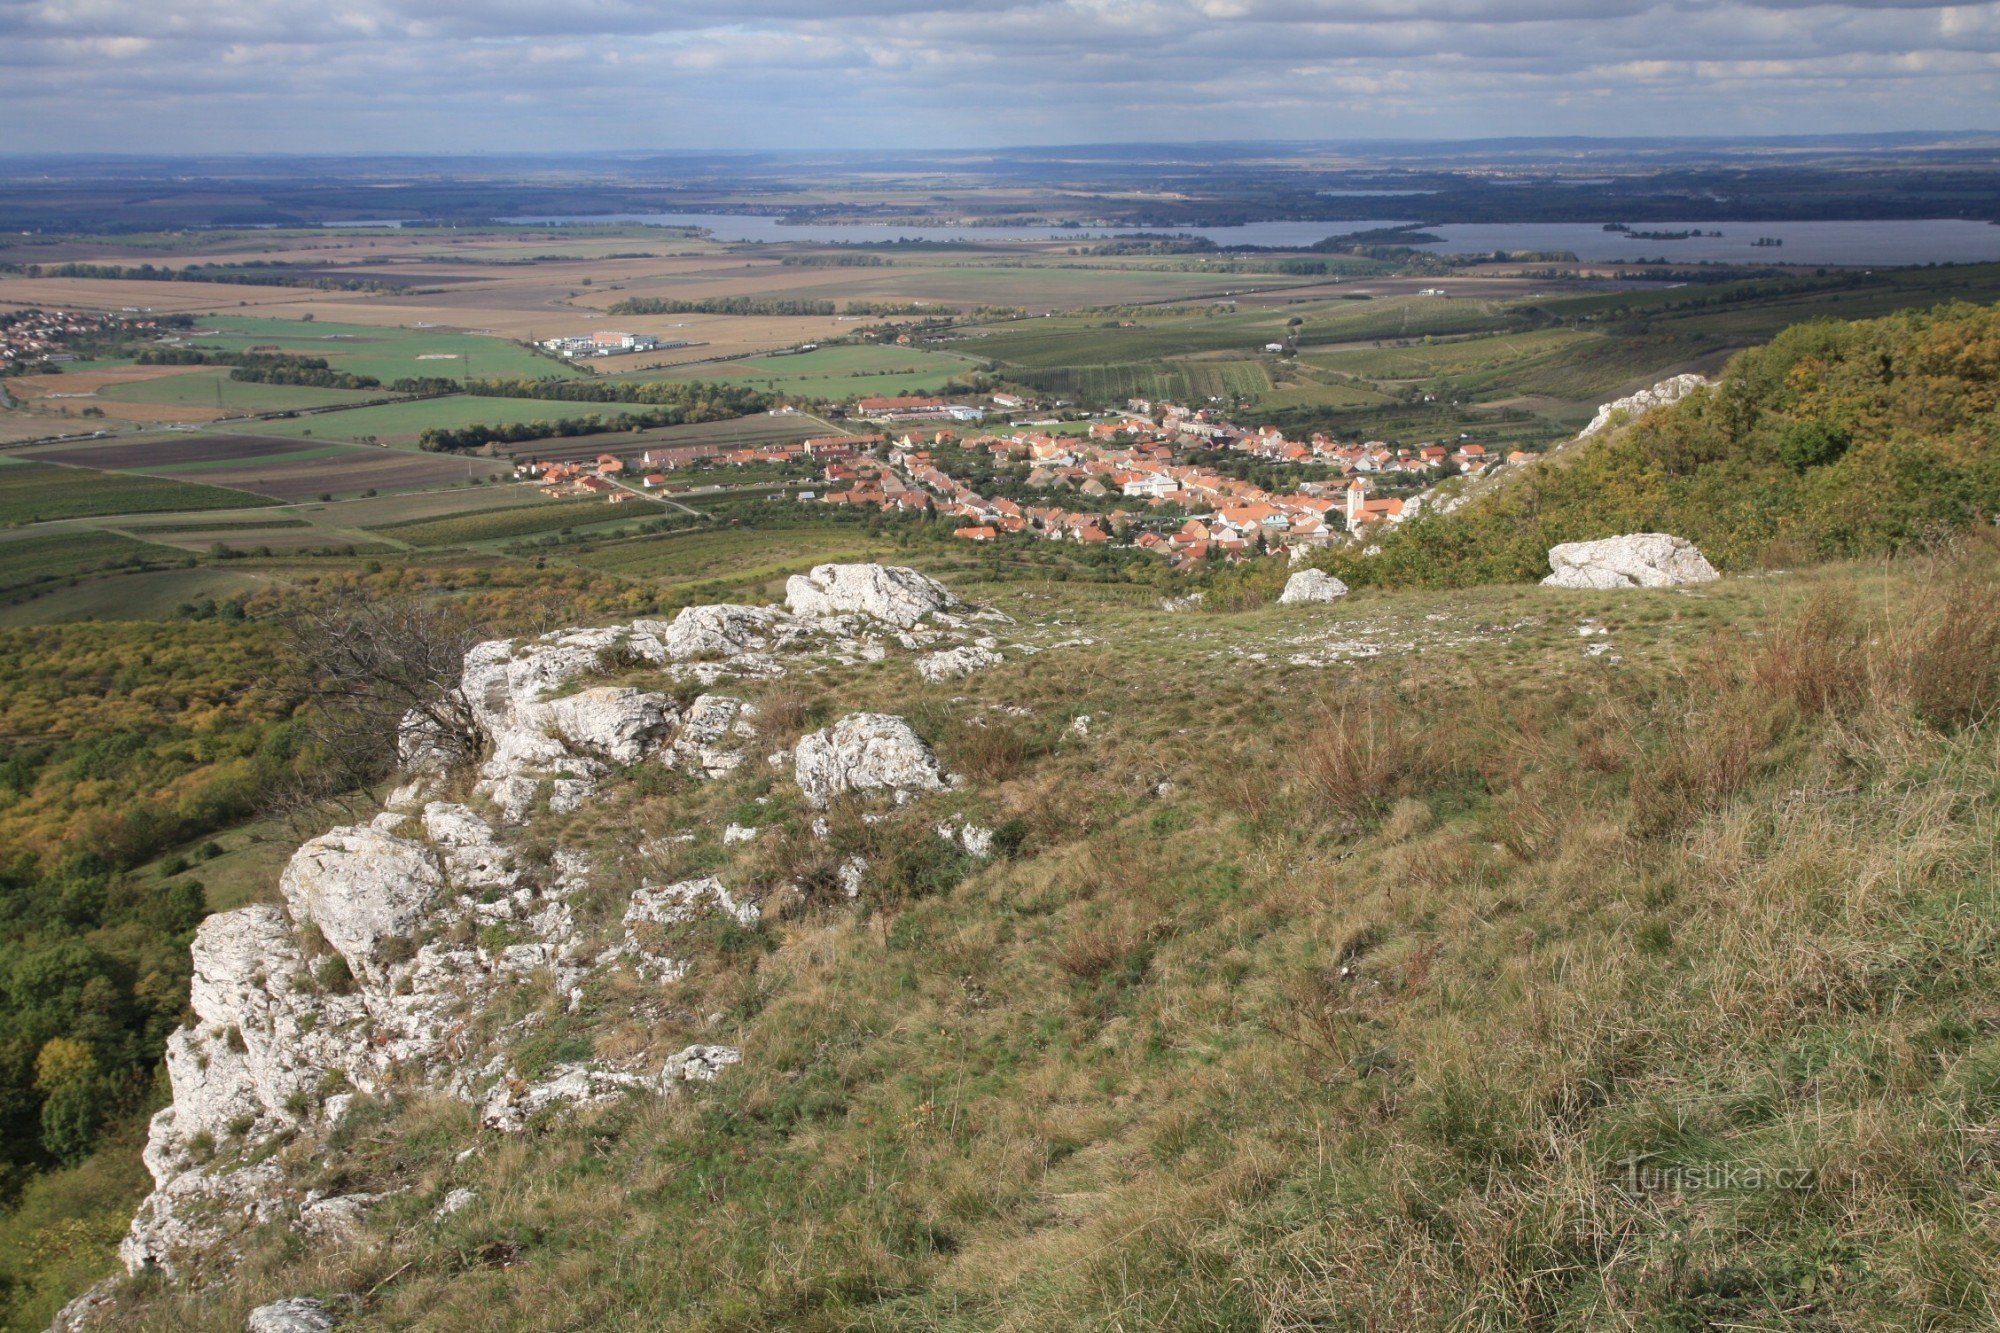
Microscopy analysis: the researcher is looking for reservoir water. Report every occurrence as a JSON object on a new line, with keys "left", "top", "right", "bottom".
{"left": 497, "top": 211, "right": 2000, "bottom": 267}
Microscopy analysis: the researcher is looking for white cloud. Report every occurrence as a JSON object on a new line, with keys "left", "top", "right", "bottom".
{"left": 0, "top": 0, "right": 1995, "bottom": 149}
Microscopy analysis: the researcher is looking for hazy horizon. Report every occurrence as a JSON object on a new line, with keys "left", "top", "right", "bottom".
{"left": 6, "top": 0, "right": 2000, "bottom": 154}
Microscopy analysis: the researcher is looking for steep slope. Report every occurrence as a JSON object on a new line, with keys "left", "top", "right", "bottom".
{"left": 1324, "top": 300, "right": 2000, "bottom": 588}
{"left": 43, "top": 537, "right": 2000, "bottom": 1329}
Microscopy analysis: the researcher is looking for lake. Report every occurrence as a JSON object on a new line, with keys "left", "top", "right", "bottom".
{"left": 497, "top": 211, "right": 2000, "bottom": 266}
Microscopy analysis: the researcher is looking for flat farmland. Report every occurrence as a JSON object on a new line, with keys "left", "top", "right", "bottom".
{"left": 297, "top": 484, "right": 571, "bottom": 528}
{"left": 183, "top": 315, "right": 577, "bottom": 384}
{"left": 0, "top": 563, "right": 277, "bottom": 626}
{"left": 0, "top": 457, "right": 272, "bottom": 520}
{"left": 237, "top": 394, "right": 659, "bottom": 445}
{"left": 568, "top": 519, "right": 902, "bottom": 602}
{"left": 633, "top": 344, "right": 981, "bottom": 399}
{"left": 93, "top": 368, "right": 388, "bottom": 415}
{"left": 592, "top": 259, "right": 1304, "bottom": 312}
{"left": 5, "top": 363, "right": 236, "bottom": 425}
{"left": 0, "top": 528, "right": 181, "bottom": 603}
{"left": 485, "top": 413, "right": 839, "bottom": 464}
{"left": 19, "top": 433, "right": 508, "bottom": 500}
{"left": 0, "top": 275, "right": 366, "bottom": 316}
{"left": 367, "top": 496, "right": 622, "bottom": 547}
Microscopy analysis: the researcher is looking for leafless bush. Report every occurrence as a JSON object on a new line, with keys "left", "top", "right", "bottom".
{"left": 275, "top": 586, "right": 489, "bottom": 813}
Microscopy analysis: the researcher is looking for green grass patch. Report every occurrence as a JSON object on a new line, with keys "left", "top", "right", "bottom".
{"left": 0, "top": 461, "right": 273, "bottom": 522}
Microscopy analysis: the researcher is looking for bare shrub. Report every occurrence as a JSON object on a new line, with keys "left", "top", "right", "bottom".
{"left": 275, "top": 585, "right": 489, "bottom": 813}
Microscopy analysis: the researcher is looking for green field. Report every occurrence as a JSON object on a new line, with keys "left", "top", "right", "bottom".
{"left": 0, "top": 460, "right": 273, "bottom": 522}
{"left": 0, "top": 529, "right": 180, "bottom": 602}
{"left": 94, "top": 369, "right": 389, "bottom": 414}
{"left": 368, "top": 497, "right": 619, "bottom": 547}
{"left": 566, "top": 518, "right": 903, "bottom": 601}
{"left": 238, "top": 395, "right": 658, "bottom": 444}
{"left": 183, "top": 316, "right": 577, "bottom": 384}
{"left": 0, "top": 563, "right": 274, "bottom": 625}
{"left": 632, "top": 344, "right": 983, "bottom": 401}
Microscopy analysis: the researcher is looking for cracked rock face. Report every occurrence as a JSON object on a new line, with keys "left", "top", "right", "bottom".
{"left": 664, "top": 603, "right": 783, "bottom": 660}
{"left": 784, "top": 563, "right": 955, "bottom": 627}
{"left": 794, "top": 713, "right": 951, "bottom": 808}
{"left": 1542, "top": 533, "right": 1720, "bottom": 589}
{"left": 279, "top": 826, "right": 443, "bottom": 983}
{"left": 1278, "top": 569, "right": 1350, "bottom": 606}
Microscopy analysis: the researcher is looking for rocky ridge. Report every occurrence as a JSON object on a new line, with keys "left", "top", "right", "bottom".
{"left": 100, "top": 566, "right": 1004, "bottom": 1297}
{"left": 1578, "top": 372, "right": 1712, "bottom": 440}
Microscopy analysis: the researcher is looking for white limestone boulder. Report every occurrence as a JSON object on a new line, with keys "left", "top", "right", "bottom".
{"left": 661, "top": 1045, "right": 742, "bottom": 1084}
{"left": 279, "top": 826, "right": 444, "bottom": 982}
{"left": 1278, "top": 569, "right": 1350, "bottom": 606}
{"left": 664, "top": 603, "right": 784, "bottom": 660}
{"left": 794, "top": 713, "right": 951, "bottom": 808}
{"left": 421, "top": 802, "right": 517, "bottom": 894}
{"left": 664, "top": 694, "right": 758, "bottom": 777}
{"left": 246, "top": 1296, "right": 340, "bottom": 1332}
{"left": 784, "top": 563, "right": 954, "bottom": 627}
{"left": 541, "top": 686, "right": 672, "bottom": 766}
{"left": 1541, "top": 533, "right": 1720, "bottom": 590}
{"left": 916, "top": 643, "right": 1002, "bottom": 683}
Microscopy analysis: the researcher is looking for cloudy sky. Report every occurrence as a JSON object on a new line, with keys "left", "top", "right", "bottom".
{"left": 3, "top": 0, "right": 1998, "bottom": 152}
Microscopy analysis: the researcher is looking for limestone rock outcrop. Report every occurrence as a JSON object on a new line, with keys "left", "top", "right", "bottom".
{"left": 1278, "top": 569, "right": 1350, "bottom": 606}
{"left": 279, "top": 826, "right": 443, "bottom": 982}
{"left": 1541, "top": 533, "right": 1720, "bottom": 589}
{"left": 1578, "top": 373, "right": 1711, "bottom": 440}
{"left": 916, "top": 643, "right": 1002, "bottom": 682}
{"left": 785, "top": 563, "right": 955, "bottom": 627}
{"left": 662, "top": 603, "right": 783, "bottom": 660}
{"left": 246, "top": 1298, "right": 341, "bottom": 1333}
{"left": 110, "top": 573, "right": 997, "bottom": 1288}
{"left": 794, "top": 714, "right": 952, "bottom": 808}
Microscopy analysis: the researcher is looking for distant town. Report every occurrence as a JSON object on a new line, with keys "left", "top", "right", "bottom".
{"left": 514, "top": 390, "right": 1524, "bottom": 570}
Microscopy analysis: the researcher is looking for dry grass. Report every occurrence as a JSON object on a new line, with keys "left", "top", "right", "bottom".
{"left": 80, "top": 546, "right": 2000, "bottom": 1332}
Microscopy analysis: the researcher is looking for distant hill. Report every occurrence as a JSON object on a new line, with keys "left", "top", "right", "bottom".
{"left": 1325, "top": 300, "right": 2000, "bottom": 588}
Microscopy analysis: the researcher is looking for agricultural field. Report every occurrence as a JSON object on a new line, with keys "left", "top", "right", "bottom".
{"left": 0, "top": 528, "right": 181, "bottom": 604}
{"left": 631, "top": 344, "right": 983, "bottom": 400}
{"left": 479, "top": 412, "right": 841, "bottom": 465}
{"left": 236, "top": 395, "right": 658, "bottom": 446}
{"left": 366, "top": 496, "right": 620, "bottom": 547}
{"left": 18, "top": 433, "right": 509, "bottom": 500}
{"left": 0, "top": 456, "right": 272, "bottom": 521}
{"left": 92, "top": 368, "right": 388, "bottom": 415}
{"left": 593, "top": 258, "right": 1307, "bottom": 312}
{"left": 173, "top": 315, "right": 579, "bottom": 384}
{"left": 565, "top": 516, "right": 905, "bottom": 602}
{"left": 0, "top": 563, "right": 277, "bottom": 626}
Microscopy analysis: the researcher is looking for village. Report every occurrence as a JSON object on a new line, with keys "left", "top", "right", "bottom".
{"left": 511, "top": 393, "right": 1530, "bottom": 570}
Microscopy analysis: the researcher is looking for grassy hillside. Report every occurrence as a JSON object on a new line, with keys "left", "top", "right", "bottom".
{"left": 1322, "top": 300, "right": 2000, "bottom": 588}
{"left": 49, "top": 535, "right": 2000, "bottom": 1331}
